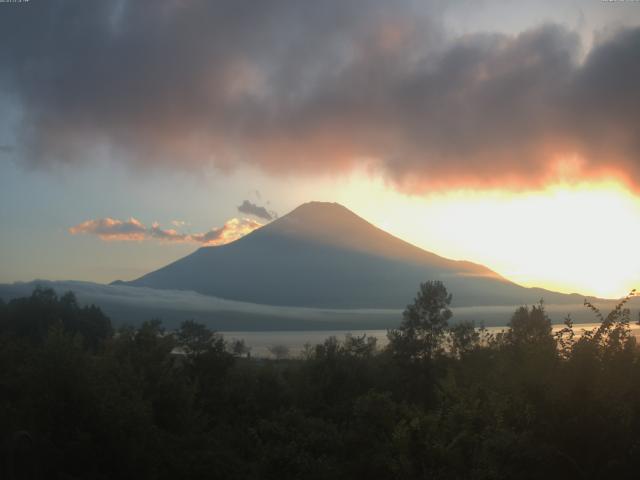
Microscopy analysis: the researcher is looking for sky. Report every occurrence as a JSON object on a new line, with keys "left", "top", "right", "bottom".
{"left": 1, "top": 0, "right": 639, "bottom": 299}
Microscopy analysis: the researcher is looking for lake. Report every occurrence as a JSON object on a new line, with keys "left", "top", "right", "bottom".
{"left": 221, "top": 322, "right": 640, "bottom": 358}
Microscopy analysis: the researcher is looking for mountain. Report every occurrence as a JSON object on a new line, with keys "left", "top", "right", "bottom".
{"left": 122, "top": 201, "right": 584, "bottom": 308}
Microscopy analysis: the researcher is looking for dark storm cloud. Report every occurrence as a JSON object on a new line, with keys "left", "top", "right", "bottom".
{"left": 1, "top": 1, "right": 639, "bottom": 191}
{"left": 238, "top": 200, "right": 274, "bottom": 221}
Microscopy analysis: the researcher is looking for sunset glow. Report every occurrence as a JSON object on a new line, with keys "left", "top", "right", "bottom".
{"left": 4, "top": 3, "right": 640, "bottom": 475}
{"left": 333, "top": 177, "right": 640, "bottom": 299}
{"left": 1, "top": 1, "right": 639, "bottom": 300}
{"left": 426, "top": 183, "right": 640, "bottom": 298}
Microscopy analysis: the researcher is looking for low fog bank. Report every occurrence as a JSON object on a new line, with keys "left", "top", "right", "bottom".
{"left": 0, "top": 280, "right": 635, "bottom": 331}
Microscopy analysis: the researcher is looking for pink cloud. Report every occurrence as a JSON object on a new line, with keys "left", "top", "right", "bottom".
{"left": 68, "top": 217, "right": 147, "bottom": 241}
{"left": 69, "top": 217, "right": 263, "bottom": 245}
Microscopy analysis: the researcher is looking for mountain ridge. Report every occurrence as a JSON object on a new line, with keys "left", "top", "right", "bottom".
{"left": 257, "top": 201, "right": 506, "bottom": 281}
{"left": 121, "top": 201, "right": 585, "bottom": 308}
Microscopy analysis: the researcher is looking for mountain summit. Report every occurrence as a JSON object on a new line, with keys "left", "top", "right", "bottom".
{"left": 123, "top": 202, "right": 581, "bottom": 308}
{"left": 267, "top": 202, "right": 499, "bottom": 276}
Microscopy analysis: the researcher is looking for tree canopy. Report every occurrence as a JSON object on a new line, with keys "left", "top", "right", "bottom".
{"left": 2, "top": 284, "right": 640, "bottom": 479}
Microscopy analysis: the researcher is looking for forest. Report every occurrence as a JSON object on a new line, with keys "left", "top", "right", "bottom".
{"left": 1, "top": 282, "right": 640, "bottom": 479}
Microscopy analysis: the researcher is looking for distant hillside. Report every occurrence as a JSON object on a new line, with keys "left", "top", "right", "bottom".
{"left": 122, "top": 201, "right": 585, "bottom": 308}
{"left": 1, "top": 280, "right": 628, "bottom": 330}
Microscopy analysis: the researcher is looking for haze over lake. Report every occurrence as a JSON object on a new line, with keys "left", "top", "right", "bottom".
{"left": 223, "top": 323, "right": 640, "bottom": 358}
{"left": 2, "top": 279, "right": 636, "bottom": 332}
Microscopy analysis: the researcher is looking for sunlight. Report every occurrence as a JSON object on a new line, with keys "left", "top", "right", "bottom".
{"left": 336, "top": 176, "right": 640, "bottom": 299}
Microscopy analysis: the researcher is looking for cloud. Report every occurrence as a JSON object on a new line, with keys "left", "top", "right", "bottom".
{"left": 190, "top": 217, "right": 264, "bottom": 245}
{"left": 237, "top": 200, "right": 275, "bottom": 220}
{"left": 69, "top": 217, "right": 262, "bottom": 246}
{"left": 69, "top": 217, "right": 147, "bottom": 241}
{"left": 1, "top": 2, "right": 640, "bottom": 191}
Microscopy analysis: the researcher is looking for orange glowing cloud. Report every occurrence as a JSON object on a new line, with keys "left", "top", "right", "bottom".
{"left": 69, "top": 218, "right": 148, "bottom": 242}
{"left": 69, "top": 217, "right": 263, "bottom": 246}
{"left": 4, "top": 3, "right": 639, "bottom": 194}
{"left": 190, "top": 218, "right": 264, "bottom": 246}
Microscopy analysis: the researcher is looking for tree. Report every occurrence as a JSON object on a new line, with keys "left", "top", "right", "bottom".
{"left": 448, "top": 321, "right": 480, "bottom": 358}
{"left": 175, "top": 319, "right": 216, "bottom": 357}
{"left": 387, "top": 281, "right": 452, "bottom": 361}
{"left": 174, "top": 320, "right": 234, "bottom": 415}
{"left": 268, "top": 344, "right": 290, "bottom": 360}
{"left": 506, "top": 302, "right": 554, "bottom": 351}
{"left": 2, "top": 287, "right": 112, "bottom": 348}
{"left": 230, "top": 338, "right": 251, "bottom": 358}
{"left": 343, "top": 333, "right": 378, "bottom": 358}
{"left": 60, "top": 291, "right": 112, "bottom": 350}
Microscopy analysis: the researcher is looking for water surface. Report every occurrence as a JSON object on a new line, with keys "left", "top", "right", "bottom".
{"left": 223, "top": 322, "right": 640, "bottom": 358}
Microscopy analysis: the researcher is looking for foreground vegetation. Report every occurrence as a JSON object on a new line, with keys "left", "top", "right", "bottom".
{"left": 1, "top": 283, "right": 639, "bottom": 479}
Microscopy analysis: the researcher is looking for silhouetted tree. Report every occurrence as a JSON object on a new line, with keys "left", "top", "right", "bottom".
{"left": 4, "top": 286, "right": 640, "bottom": 479}
{"left": 230, "top": 338, "right": 251, "bottom": 358}
{"left": 342, "top": 333, "right": 377, "bottom": 358}
{"left": 1, "top": 286, "right": 112, "bottom": 349}
{"left": 448, "top": 321, "right": 481, "bottom": 358}
{"left": 506, "top": 302, "right": 553, "bottom": 349}
{"left": 268, "top": 344, "right": 290, "bottom": 360}
{"left": 387, "top": 280, "right": 452, "bottom": 361}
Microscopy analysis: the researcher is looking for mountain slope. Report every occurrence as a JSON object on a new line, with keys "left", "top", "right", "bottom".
{"left": 123, "top": 202, "right": 583, "bottom": 308}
